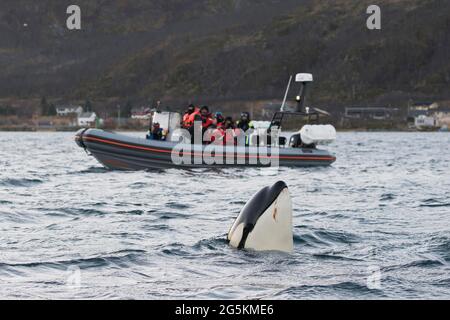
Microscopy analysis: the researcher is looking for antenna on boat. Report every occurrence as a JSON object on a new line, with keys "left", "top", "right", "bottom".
{"left": 280, "top": 75, "right": 293, "bottom": 112}
{"left": 295, "top": 73, "right": 313, "bottom": 113}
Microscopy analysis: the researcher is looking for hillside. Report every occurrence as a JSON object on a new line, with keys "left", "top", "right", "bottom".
{"left": 0, "top": 0, "right": 449, "bottom": 112}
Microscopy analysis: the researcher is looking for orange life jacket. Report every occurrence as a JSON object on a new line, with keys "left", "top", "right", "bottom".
{"left": 182, "top": 108, "right": 200, "bottom": 128}
{"left": 201, "top": 115, "right": 214, "bottom": 129}
{"left": 211, "top": 127, "right": 237, "bottom": 145}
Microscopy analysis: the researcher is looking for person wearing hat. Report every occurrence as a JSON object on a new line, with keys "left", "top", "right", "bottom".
{"left": 213, "top": 112, "right": 225, "bottom": 129}
{"left": 236, "top": 112, "right": 254, "bottom": 146}
{"left": 198, "top": 106, "right": 214, "bottom": 131}
{"left": 211, "top": 116, "right": 238, "bottom": 145}
{"left": 236, "top": 112, "right": 254, "bottom": 132}
{"left": 181, "top": 104, "right": 200, "bottom": 129}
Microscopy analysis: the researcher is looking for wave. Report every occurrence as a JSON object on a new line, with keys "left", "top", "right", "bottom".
{"left": 380, "top": 193, "right": 396, "bottom": 201}
{"left": 57, "top": 208, "right": 108, "bottom": 216}
{"left": 312, "top": 253, "right": 363, "bottom": 262}
{"left": 274, "top": 281, "right": 383, "bottom": 298}
{"left": 0, "top": 250, "right": 147, "bottom": 271}
{"left": 154, "top": 211, "right": 190, "bottom": 220}
{"left": 0, "top": 178, "right": 44, "bottom": 187}
{"left": 383, "top": 257, "right": 446, "bottom": 273}
{"left": 117, "top": 209, "right": 145, "bottom": 215}
{"left": 420, "top": 198, "right": 450, "bottom": 208}
{"left": 294, "top": 228, "right": 360, "bottom": 247}
{"left": 192, "top": 237, "right": 228, "bottom": 252}
{"left": 159, "top": 243, "right": 191, "bottom": 257}
{"left": 429, "top": 237, "right": 450, "bottom": 262}
{"left": 159, "top": 237, "right": 228, "bottom": 257}
{"left": 140, "top": 224, "right": 172, "bottom": 231}
{"left": 128, "top": 182, "right": 149, "bottom": 189}
{"left": 165, "top": 202, "right": 191, "bottom": 209}
{"left": 401, "top": 259, "right": 446, "bottom": 268}
{"left": 66, "top": 166, "right": 110, "bottom": 175}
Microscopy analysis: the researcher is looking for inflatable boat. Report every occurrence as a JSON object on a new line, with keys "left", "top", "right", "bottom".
{"left": 75, "top": 73, "right": 337, "bottom": 170}
{"left": 75, "top": 127, "right": 336, "bottom": 170}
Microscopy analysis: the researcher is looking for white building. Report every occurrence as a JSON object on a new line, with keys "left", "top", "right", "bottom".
{"left": 414, "top": 115, "right": 436, "bottom": 129}
{"left": 56, "top": 106, "right": 83, "bottom": 117}
{"left": 131, "top": 107, "right": 152, "bottom": 120}
{"left": 78, "top": 112, "right": 97, "bottom": 127}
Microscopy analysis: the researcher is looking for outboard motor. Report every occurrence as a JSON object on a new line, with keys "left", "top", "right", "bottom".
{"left": 289, "top": 134, "right": 302, "bottom": 148}
{"left": 289, "top": 133, "right": 316, "bottom": 149}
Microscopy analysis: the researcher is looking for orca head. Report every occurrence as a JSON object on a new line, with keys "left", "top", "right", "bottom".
{"left": 227, "top": 181, "right": 294, "bottom": 253}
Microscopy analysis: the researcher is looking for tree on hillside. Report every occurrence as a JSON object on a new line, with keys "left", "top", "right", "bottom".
{"left": 48, "top": 104, "right": 57, "bottom": 116}
{"left": 84, "top": 99, "right": 93, "bottom": 112}
{"left": 0, "top": 105, "right": 15, "bottom": 116}
{"left": 40, "top": 96, "right": 49, "bottom": 116}
{"left": 123, "top": 100, "right": 133, "bottom": 118}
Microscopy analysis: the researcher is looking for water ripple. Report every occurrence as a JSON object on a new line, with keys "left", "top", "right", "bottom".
{"left": 0, "top": 132, "right": 449, "bottom": 299}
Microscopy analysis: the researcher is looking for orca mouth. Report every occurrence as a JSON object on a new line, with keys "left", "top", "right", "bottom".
{"left": 229, "top": 181, "right": 288, "bottom": 246}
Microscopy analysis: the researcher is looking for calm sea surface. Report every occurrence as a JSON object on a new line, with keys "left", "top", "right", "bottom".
{"left": 0, "top": 131, "right": 449, "bottom": 299}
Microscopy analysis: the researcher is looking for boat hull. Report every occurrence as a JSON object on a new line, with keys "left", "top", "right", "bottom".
{"left": 75, "top": 129, "right": 336, "bottom": 170}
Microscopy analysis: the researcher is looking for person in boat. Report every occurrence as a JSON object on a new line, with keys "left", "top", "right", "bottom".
{"left": 236, "top": 112, "right": 254, "bottom": 132}
{"left": 211, "top": 116, "right": 238, "bottom": 145}
{"left": 182, "top": 104, "right": 200, "bottom": 129}
{"left": 194, "top": 106, "right": 214, "bottom": 144}
{"left": 236, "top": 112, "right": 254, "bottom": 146}
{"left": 198, "top": 106, "right": 214, "bottom": 131}
{"left": 213, "top": 112, "right": 225, "bottom": 129}
{"left": 146, "top": 122, "right": 166, "bottom": 141}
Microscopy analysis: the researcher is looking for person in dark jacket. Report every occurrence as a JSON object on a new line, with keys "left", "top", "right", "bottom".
{"left": 213, "top": 112, "right": 225, "bottom": 129}
{"left": 236, "top": 112, "right": 254, "bottom": 146}
{"left": 236, "top": 112, "right": 254, "bottom": 132}
{"left": 146, "top": 122, "right": 166, "bottom": 141}
{"left": 198, "top": 106, "right": 214, "bottom": 130}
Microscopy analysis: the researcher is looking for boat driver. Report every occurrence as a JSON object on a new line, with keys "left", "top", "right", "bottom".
{"left": 146, "top": 122, "right": 166, "bottom": 141}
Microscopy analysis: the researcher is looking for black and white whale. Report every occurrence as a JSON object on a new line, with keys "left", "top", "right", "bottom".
{"left": 227, "top": 181, "right": 294, "bottom": 253}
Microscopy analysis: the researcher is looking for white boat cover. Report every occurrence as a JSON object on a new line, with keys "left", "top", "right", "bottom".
{"left": 252, "top": 121, "right": 271, "bottom": 129}
{"left": 152, "top": 112, "right": 181, "bottom": 141}
{"left": 299, "top": 125, "right": 336, "bottom": 145}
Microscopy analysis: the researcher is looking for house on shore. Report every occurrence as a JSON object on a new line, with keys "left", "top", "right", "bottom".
{"left": 414, "top": 115, "right": 436, "bottom": 129}
{"left": 78, "top": 112, "right": 97, "bottom": 127}
{"left": 131, "top": 107, "right": 152, "bottom": 120}
{"left": 56, "top": 105, "right": 83, "bottom": 117}
{"left": 344, "top": 106, "right": 399, "bottom": 120}
{"left": 407, "top": 102, "right": 450, "bottom": 130}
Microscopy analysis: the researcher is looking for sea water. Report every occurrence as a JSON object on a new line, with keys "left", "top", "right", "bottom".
{"left": 0, "top": 132, "right": 449, "bottom": 299}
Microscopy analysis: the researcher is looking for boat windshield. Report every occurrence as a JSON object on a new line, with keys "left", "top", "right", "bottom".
{"left": 270, "top": 111, "right": 321, "bottom": 132}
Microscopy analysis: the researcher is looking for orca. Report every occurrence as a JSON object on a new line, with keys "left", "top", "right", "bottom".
{"left": 227, "top": 181, "right": 294, "bottom": 253}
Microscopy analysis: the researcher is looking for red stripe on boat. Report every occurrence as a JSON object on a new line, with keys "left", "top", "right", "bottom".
{"left": 83, "top": 136, "right": 336, "bottom": 161}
